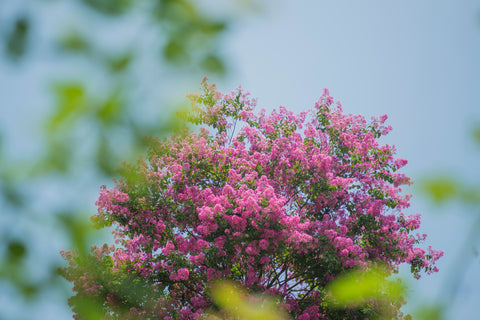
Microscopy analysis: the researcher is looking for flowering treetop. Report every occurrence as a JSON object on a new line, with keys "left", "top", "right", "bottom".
{"left": 61, "top": 79, "right": 443, "bottom": 320}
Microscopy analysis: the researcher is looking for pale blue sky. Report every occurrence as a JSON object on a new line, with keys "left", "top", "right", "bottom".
{"left": 1, "top": 0, "right": 479, "bottom": 319}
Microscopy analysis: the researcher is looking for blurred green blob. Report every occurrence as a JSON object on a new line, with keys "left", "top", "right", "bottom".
{"left": 96, "top": 136, "right": 117, "bottom": 176}
{"left": 106, "top": 51, "right": 133, "bottom": 74}
{"left": 0, "top": 239, "right": 40, "bottom": 300}
{"left": 48, "top": 83, "right": 87, "bottom": 132}
{"left": 473, "top": 126, "right": 480, "bottom": 145}
{"left": 80, "top": 0, "right": 134, "bottom": 15}
{"left": 7, "top": 241, "right": 26, "bottom": 262}
{"left": 96, "top": 90, "right": 124, "bottom": 124}
{"left": 20, "top": 284, "right": 38, "bottom": 299}
{"left": 153, "top": 0, "right": 227, "bottom": 73}
{"left": 421, "top": 176, "right": 480, "bottom": 205}
{"left": 210, "top": 280, "right": 289, "bottom": 320}
{"left": 414, "top": 305, "right": 444, "bottom": 320}
{"left": 40, "top": 138, "right": 73, "bottom": 174}
{"left": 201, "top": 55, "right": 226, "bottom": 75}
{"left": 420, "top": 177, "right": 458, "bottom": 204}
{"left": 459, "top": 187, "right": 480, "bottom": 204}
{"left": 326, "top": 266, "right": 404, "bottom": 307}
{"left": 71, "top": 295, "right": 105, "bottom": 320}
{"left": 154, "top": 0, "right": 198, "bottom": 21}
{"left": 199, "top": 22, "right": 226, "bottom": 35}
{"left": 163, "top": 38, "right": 189, "bottom": 64}
{"left": 57, "top": 213, "right": 95, "bottom": 257}
{"left": 58, "top": 30, "right": 91, "bottom": 53}
{"left": 5, "top": 16, "right": 29, "bottom": 60}
{"left": 0, "top": 175, "right": 24, "bottom": 207}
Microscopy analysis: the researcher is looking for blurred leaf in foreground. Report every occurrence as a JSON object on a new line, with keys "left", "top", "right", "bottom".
{"left": 420, "top": 177, "right": 480, "bottom": 205}
{"left": 80, "top": 0, "right": 134, "bottom": 16}
{"left": 209, "top": 280, "right": 289, "bottom": 320}
{"left": 5, "top": 15, "right": 30, "bottom": 61}
{"left": 420, "top": 177, "right": 459, "bottom": 204}
{"left": 414, "top": 304, "right": 444, "bottom": 320}
{"left": 58, "top": 30, "right": 92, "bottom": 54}
{"left": 326, "top": 266, "right": 405, "bottom": 307}
{"left": 472, "top": 126, "right": 480, "bottom": 146}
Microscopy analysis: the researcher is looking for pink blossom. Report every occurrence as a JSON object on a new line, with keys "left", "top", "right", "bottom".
{"left": 177, "top": 268, "right": 190, "bottom": 280}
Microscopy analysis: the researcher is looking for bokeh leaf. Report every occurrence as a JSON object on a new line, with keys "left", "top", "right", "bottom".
{"left": 201, "top": 55, "right": 226, "bottom": 74}
{"left": 473, "top": 126, "right": 480, "bottom": 146}
{"left": 57, "top": 212, "right": 96, "bottom": 257}
{"left": 5, "top": 16, "right": 30, "bottom": 60}
{"left": 58, "top": 30, "right": 91, "bottom": 53}
{"left": 106, "top": 51, "right": 133, "bottom": 74}
{"left": 326, "top": 266, "right": 404, "bottom": 307}
{"left": 80, "top": 0, "right": 134, "bottom": 16}
{"left": 163, "top": 38, "right": 189, "bottom": 64}
{"left": 48, "top": 83, "right": 88, "bottom": 132}
{"left": 210, "top": 280, "right": 288, "bottom": 320}
{"left": 414, "top": 304, "right": 444, "bottom": 320}
{"left": 7, "top": 240, "right": 27, "bottom": 262}
{"left": 96, "top": 90, "right": 124, "bottom": 125}
{"left": 420, "top": 177, "right": 458, "bottom": 204}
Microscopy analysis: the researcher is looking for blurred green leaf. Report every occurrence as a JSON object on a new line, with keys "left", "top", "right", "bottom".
{"left": 58, "top": 30, "right": 91, "bottom": 53}
{"left": 421, "top": 176, "right": 480, "bottom": 205}
{"left": 40, "top": 138, "right": 74, "bottom": 174}
{"left": 48, "top": 83, "right": 88, "bottom": 132}
{"left": 420, "top": 177, "right": 458, "bottom": 204}
{"left": 71, "top": 295, "right": 105, "bottom": 320}
{"left": 96, "top": 136, "right": 117, "bottom": 176}
{"left": 163, "top": 38, "right": 189, "bottom": 64}
{"left": 5, "top": 16, "right": 30, "bottom": 60}
{"left": 7, "top": 240, "right": 26, "bottom": 262}
{"left": 57, "top": 213, "right": 95, "bottom": 257}
{"left": 96, "top": 90, "right": 124, "bottom": 125}
{"left": 154, "top": 0, "right": 198, "bottom": 22}
{"left": 0, "top": 177, "right": 24, "bottom": 207}
{"left": 473, "top": 126, "right": 480, "bottom": 145}
{"left": 80, "top": 0, "right": 134, "bottom": 16}
{"left": 459, "top": 187, "right": 480, "bottom": 205}
{"left": 201, "top": 55, "right": 226, "bottom": 74}
{"left": 210, "top": 280, "right": 288, "bottom": 320}
{"left": 414, "top": 304, "right": 444, "bottom": 320}
{"left": 199, "top": 21, "right": 226, "bottom": 35}
{"left": 20, "top": 284, "right": 39, "bottom": 299}
{"left": 106, "top": 51, "right": 133, "bottom": 74}
{"left": 326, "top": 266, "right": 404, "bottom": 307}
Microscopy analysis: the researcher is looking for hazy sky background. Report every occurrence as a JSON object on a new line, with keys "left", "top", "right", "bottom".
{"left": 1, "top": 0, "right": 479, "bottom": 319}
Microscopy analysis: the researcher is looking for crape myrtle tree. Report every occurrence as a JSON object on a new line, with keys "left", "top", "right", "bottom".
{"left": 60, "top": 79, "right": 443, "bottom": 320}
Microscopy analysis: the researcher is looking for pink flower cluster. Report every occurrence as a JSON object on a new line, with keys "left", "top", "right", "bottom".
{"left": 61, "top": 79, "right": 442, "bottom": 320}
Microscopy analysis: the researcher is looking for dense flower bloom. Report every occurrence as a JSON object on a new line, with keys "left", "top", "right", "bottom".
{"left": 60, "top": 79, "right": 442, "bottom": 320}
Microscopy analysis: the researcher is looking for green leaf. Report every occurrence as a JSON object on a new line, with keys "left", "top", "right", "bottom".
{"left": 7, "top": 240, "right": 27, "bottom": 262}
{"left": 48, "top": 83, "right": 88, "bottom": 132}
{"left": 473, "top": 126, "right": 480, "bottom": 146}
{"left": 420, "top": 177, "right": 458, "bottom": 204}
{"left": 106, "top": 51, "right": 133, "bottom": 73}
{"left": 58, "top": 30, "right": 91, "bottom": 53}
{"left": 5, "top": 16, "right": 30, "bottom": 60}
{"left": 326, "top": 266, "right": 404, "bottom": 306}
{"left": 414, "top": 304, "right": 444, "bottom": 320}
{"left": 200, "top": 55, "right": 226, "bottom": 74}
{"left": 96, "top": 90, "right": 124, "bottom": 125}
{"left": 80, "top": 0, "right": 134, "bottom": 16}
{"left": 210, "top": 280, "right": 288, "bottom": 320}
{"left": 163, "top": 39, "right": 189, "bottom": 64}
